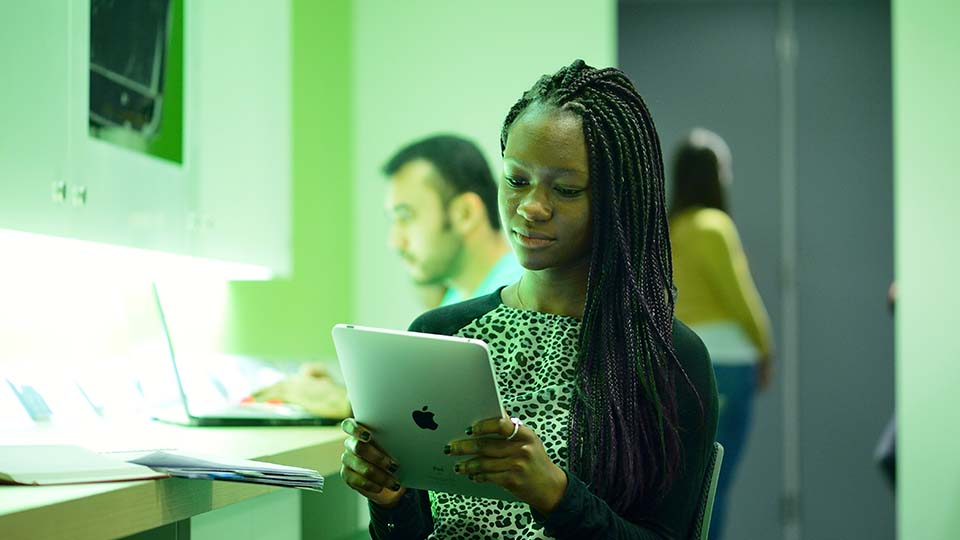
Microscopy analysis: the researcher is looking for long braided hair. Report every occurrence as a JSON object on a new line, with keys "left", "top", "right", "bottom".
{"left": 500, "top": 60, "right": 697, "bottom": 512}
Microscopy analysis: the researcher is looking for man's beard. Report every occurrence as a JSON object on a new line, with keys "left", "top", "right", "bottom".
{"left": 407, "top": 235, "right": 464, "bottom": 287}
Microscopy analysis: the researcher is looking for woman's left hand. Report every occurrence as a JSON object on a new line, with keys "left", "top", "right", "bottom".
{"left": 446, "top": 416, "right": 568, "bottom": 515}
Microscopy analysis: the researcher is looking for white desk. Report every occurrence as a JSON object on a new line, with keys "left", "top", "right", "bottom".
{"left": 0, "top": 422, "right": 355, "bottom": 540}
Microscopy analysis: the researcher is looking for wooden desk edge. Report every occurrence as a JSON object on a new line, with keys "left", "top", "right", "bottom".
{"left": 0, "top": 426, "right": 347, "bottom": 540}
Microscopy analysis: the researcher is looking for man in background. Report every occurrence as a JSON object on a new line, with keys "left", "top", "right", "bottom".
{"left": 253, "top": 135, "right": 522, "bottom": 412}
{"left": 383, "top": 134, "right": 522, "bottom": 308}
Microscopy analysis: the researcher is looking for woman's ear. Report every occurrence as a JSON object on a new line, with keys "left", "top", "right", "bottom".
{"left": 447, "top": 192, "right": 487, "bottom": 236}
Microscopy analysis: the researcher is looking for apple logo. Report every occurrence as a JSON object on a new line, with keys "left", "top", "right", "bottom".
{"left": 412, "top": 405, "right": 438, "bottom": 430}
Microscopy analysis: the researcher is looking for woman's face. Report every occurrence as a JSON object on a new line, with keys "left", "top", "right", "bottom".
{"left": 499, "top": 105, "right": 592, "bottom": 272}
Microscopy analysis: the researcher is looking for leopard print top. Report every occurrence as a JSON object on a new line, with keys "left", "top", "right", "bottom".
{"left": 427, "top": 303, "right": 580, "bottom": 540}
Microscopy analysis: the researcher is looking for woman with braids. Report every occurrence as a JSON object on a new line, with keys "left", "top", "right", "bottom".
{"left": 340, "top": 60, "right": 718, "bottom": 539}
{"left": 668, "top": 128, "right": 774, "bottom": 540}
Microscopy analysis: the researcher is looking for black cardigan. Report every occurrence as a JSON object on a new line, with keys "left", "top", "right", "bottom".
{"left": 367, "top": 290, "right": 718, "bottom": 540}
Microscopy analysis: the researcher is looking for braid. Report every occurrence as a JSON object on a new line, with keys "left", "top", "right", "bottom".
{"left": 501, "top": 60, "right": 700, "bottom": 512}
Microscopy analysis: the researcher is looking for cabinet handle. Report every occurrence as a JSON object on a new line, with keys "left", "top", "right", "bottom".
{"left": 187, "top": 212, "right": 215, "bottom": 231}
{"left": 72, "top": 185, "right": 88, "bottom": 207}
{"left": 52, "top": 181, "right": 67, "bottom": 203}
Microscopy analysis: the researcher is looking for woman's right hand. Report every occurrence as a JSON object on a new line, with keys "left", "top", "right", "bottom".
{"left": 340, "top": 418, "right": 406, "bottom": 507}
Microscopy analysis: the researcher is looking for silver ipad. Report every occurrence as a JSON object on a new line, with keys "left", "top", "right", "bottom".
{"left": 332, "top": 323, "right": 515, "bottom": 501}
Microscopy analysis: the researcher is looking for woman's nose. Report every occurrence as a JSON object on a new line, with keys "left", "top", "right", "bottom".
{"left": 517, "top": 190, "right": 552, "bottom": 221}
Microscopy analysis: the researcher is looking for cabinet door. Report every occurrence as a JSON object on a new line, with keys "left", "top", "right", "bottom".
{"left": 67, "top": 0, "right": 192, "bottom": 256}
{"left": 0, "top": 0, "right": 70, "bottom": 237}
{"left": 186, "top": 0, "right": 292, "bottom": 275}
{"left": 0, "top": 0, "right": 291, "bottom": 276}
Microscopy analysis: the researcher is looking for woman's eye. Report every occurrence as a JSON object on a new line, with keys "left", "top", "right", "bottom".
{"left": 504, "top": 176, "right": 528, "bottom": 188}
{"left": 555, "top": 186, "right": 583, "bottom": 197}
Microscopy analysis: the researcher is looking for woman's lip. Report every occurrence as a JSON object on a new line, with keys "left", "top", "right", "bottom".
{"left": 513, "top": 231, "right": 555, "bottom": 248}
{"left": 513, "top": 228, "right": 552, "bottom": 240}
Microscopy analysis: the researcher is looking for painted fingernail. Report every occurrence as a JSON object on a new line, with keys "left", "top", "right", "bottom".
{"left": 465, "top": 426, "right": 473, "bottom": 435}
{"left": 391, "top": 482, "right": 401, "bottom": 491}
{"left": 387, "top": 462, "right": 399, "bottom": 473}
{"left": 359, "top": 430, "right": 371, "bottom": 442}
{"left": 443, "top": 444, "right": 451, "bottom": 455}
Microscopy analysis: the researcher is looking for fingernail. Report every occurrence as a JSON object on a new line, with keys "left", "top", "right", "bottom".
{"left": 465, "top": 426, "right": 473, "bottom": 435}
{"left": 388, "top": 462, "right": 399, "bottom": 473}
{"left": 391, "top": 482, "right": 401, "bottom": 491}
{"left": 454, "top": 463, "right": 461, "bottom": 473}
{"left": 443, "top": 445, "right": 451, "bottom": 455}
{"left": 360, "top": 430, "right": 371, "bottom": 442}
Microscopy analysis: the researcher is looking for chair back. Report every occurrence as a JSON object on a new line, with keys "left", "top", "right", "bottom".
{"left": 688, "top": 441, "right": 724, "bottom": 540}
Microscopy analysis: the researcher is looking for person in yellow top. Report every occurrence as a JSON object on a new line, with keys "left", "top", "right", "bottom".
{"left": 668, "top": 127, "right": 774, "bottom": 540}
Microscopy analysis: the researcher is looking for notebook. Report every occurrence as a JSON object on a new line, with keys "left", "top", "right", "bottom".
{"left": 149, "top": 283, "right": 342, "bottom": 427}
{"left": 0, "top": 445, "right": 166, "bottom": 486}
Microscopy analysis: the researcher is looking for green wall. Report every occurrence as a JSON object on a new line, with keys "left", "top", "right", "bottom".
{"left": 224, "top": 0, "right": 353, "bottom": 360}
{"left": 893, "top": 1, "right": 960, "bottom": 538}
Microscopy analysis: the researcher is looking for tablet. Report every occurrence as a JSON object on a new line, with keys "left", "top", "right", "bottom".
{"left": 332, "top": 323, "right": 515, "bottom": 501}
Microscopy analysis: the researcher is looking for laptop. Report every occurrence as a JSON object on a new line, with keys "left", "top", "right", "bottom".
{"left": 149, "top": 283, "right": 342, "bottom": 427}
{"left": 332, "top": 323, "right": 515, "bottom": 501}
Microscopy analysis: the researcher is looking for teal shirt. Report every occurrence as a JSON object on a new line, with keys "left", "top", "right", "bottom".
{"left": 440, "top": 253, "right": 525, "bottom": 307}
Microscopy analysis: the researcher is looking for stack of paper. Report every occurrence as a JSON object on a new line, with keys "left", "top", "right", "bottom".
{"left": 128, "top": 450, "right": 324, "bottom": 492}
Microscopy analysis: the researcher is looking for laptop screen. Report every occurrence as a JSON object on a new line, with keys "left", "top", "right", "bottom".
{"left": 137, "top": 283, "right": 194, "bottom": 417}
{"left": 144, "top": 282, "right": 290, "bottom": 418}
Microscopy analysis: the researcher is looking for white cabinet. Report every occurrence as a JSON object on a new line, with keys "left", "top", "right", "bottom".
{"left": 186, "top": 0, "right": 291, "bottom": 275}
{"left": 0, "top": 0, "right": 291, "bottom": 276}
{"left": 0, "top": 1, "right": 71, "bottom": 238}
{"left": 66, "top": 0, "right": 193, "bottom": 258}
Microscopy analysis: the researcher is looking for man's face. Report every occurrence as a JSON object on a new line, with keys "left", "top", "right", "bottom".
{"left": 385, "top": 159, "right": 463, "bottom": 285}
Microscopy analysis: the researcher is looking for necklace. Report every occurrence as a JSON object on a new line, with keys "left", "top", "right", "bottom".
{"left": 514, "top": 275, "right": 528, "bottom": 310}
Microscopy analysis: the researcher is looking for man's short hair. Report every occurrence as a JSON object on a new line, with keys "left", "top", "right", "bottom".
{"left": 383, "top": 134, "right": 501, "bottom": 230}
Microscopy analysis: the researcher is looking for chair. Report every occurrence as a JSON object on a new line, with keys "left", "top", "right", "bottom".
{"left": 688, "top": 442, "right": 724, "bottom": 540}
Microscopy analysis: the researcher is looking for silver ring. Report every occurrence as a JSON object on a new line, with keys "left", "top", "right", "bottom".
{"left": 506, "top": 417, "right": 522, "bottom": 440}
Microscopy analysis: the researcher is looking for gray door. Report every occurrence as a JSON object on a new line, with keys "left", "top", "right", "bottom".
{"left": 619, "top": 1, "right": 893, "bottom": 539}
{"left": 794, "top": 2, "right": 894, "bottom": 539}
